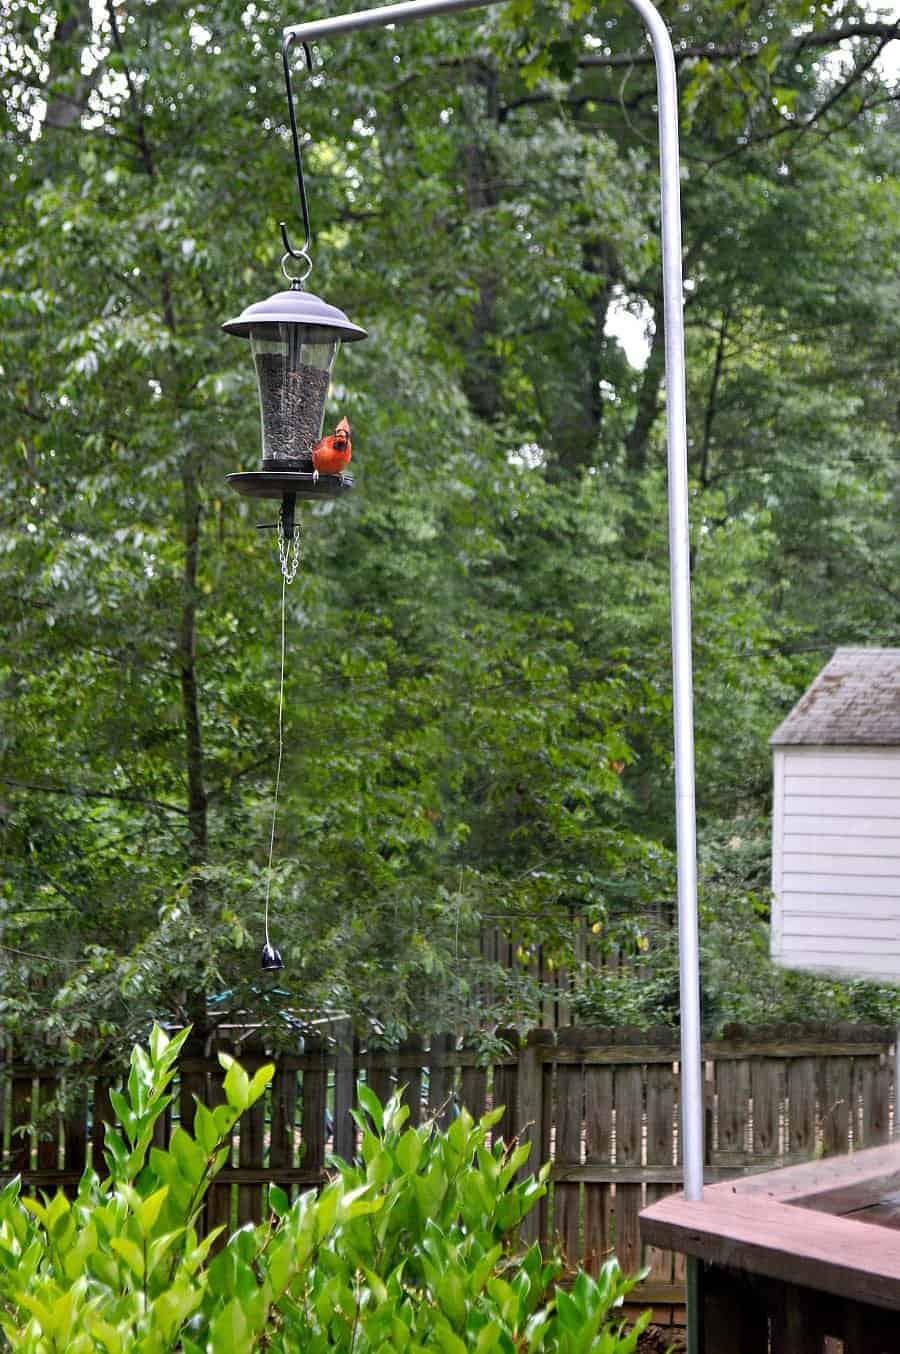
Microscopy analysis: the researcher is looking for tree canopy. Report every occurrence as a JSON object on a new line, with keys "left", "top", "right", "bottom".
{"left": 1, "top": 0, "right": 898, "bottom": 1059}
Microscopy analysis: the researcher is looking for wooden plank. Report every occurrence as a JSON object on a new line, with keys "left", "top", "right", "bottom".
{"left": 179, "top": 1039, "right": 207, "bottom": 1140}
{"left": 751, "top": 1055, "right": 781, "bottom": 1159}
{"left": 549, "top": 1037, "right": 889, "bottom": 1062}
{"left": 854, "top": 1056, "right": 877, "bottom": 1150}
{"left": 459, "top": 1052, "right": 487, "bottom": 1123}
{"left": 781, "top": 749, "right": 900, "bottom": 777}
{"left": 784, "top": 775, "right": 900, "bottom": 799}
{"left": 700, "top": 1263, "right": 771, "bottom": 1354}
{"left": 553, "top": 1028, "right": 583, "bottom": 1268}
{"left": 539, "top": 1032, "right": 553, "bottom": 1244}
{"left": 821, "top": 1056, "right": 852, "bottom": 1157}
{"left": 517, "top": 1029, "right": 550, "bottom": 1246}
{"left": 715, "top": 1055, "right": 750, "bottom": 1159}
{"left": 769, "top": 1279, "right": 838, "bottom": 1354}
{"left": 332, "top": 1019, "right": 356, "bottom": 1163}
{"left": 641, "top": 1191, "right": 900, "bottom": 1311}
{"left": 301, "top": 1035, "right": 326, "bottom": 1179}
{"left": 784, "top": 797, "right": 900, "bottom": 820}
{"left": 613, "top": 1039, "right": 643, "bottom": 1279}
{"left": 37, "top": 1077, "right": 58, "bottom": 1172}
{"left": 787, "top": 1057, "right": 816, "bottom": 1157}
{"left": 237, "top": 1039, "right": 267, "bottom": 1227}
{"left": 711, "top": 1139, "right": 900, "bottom": 1212}
{"left": 785, "top": 852, "right": 900, "bottom": 876}
{"left": 366, "top": 1040, "right": 393, "bottom": 1118}
{"left": 785, "top": 832, "right": 900, "bottom": 857}
{"left": 63, "top": 1082, "right": 88, "bottom": 1184}
{"left": 205, "top": 1061, "right": 232, "bottom": 1243}
{"left": 492, "top": 1029, "right": 518, "bottom": 1147}
{"left": 427, "top": 1033, "right": 455, "bottom": 1129}
{"left": 269, "top": 1062, "right": 297, "bottom": 1179}
{"left": 785, "top": 914, "right": 900, "bottom": 938}
{"left": 91, "top": 1078, "right": 113, "bottom": 1177}
{"left": 581, "top": 1039, "right": 611, "bottom": 1272}
{"left": 786, "top": 814, "right": 900, "bottom": 838}
{"left": 874, "top": 1062, "right": 891, "bottom": 1147}
{"left": 10, "top": 1072, "right": 34, "bottom": 1174}
{"left": 643, "top": 1047, "right": 676, "bottom": 1291}
{"left": 399, "top": 1034, "right": 424, "bottom": 1128}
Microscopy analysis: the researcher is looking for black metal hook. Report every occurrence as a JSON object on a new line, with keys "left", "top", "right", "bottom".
{"left": 280, "top": 34, "right": 314, "bottom": 267}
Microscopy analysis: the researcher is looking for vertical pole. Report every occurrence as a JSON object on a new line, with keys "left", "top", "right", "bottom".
{"left": 894, "top": 1029, "right": 900, "bottom": 1139}
{"left": 625, "top": 0, "right": 704, "bottom": 1208}
{"left": 626, "top": 6, "right": 704, "bottom": 1348}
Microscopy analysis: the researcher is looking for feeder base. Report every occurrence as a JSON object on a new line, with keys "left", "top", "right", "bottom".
{"left": 227, "top": 470, "right": 354, "bottom": 500}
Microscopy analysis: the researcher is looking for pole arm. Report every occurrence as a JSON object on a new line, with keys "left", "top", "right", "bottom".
{"left": 283, "top": 0, "right": 704, "bottom": 1207}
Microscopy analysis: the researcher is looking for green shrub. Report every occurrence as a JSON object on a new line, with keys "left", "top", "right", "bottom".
{"left": 0, "top": 1027, "right": 649, "bottom": 1352}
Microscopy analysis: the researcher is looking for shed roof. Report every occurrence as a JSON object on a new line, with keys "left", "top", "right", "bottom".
{"left": 770, "top": 648, "right": 900, "bottom": 746}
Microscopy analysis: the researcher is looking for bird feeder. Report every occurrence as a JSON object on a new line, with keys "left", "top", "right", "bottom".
{"left": 222, "top": 284, "right": 366, "bottom": 497}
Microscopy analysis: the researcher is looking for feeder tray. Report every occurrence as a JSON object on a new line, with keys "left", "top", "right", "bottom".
{"left": 228, "top": 469, "right": 354, "bottom": 500}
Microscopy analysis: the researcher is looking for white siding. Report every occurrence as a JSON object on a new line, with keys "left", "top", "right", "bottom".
{"left": 771, "top": 745, "right": 900, "bottom": 981}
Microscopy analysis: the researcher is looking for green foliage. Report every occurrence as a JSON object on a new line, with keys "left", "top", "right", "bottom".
{"left": 0, "top": 1029, "right": 648, "bottom": 1352}
{"left": 1, "top": 0, "right": 898, "bottom": 1049}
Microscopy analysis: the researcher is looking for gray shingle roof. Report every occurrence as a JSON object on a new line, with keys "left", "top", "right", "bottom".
{"left": 770, "top": 648, "right": 900, "bottom": 746}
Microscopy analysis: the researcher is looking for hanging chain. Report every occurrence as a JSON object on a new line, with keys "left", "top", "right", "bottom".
{"left": 276, "top": 514, "right": 302, "bottom": 583}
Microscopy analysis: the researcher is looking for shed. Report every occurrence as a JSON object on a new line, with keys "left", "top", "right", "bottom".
{"left": 770, "top": 647, "right": 900, "bottom": 981}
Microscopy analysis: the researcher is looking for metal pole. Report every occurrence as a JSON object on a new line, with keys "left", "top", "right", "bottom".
{"left": 284, "top": 0, "right": 704, "bottom": 1304}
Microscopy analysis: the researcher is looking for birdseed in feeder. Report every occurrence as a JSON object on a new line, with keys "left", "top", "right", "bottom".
{"left": 254, "top": 354, "right": 331, "bottom": 467}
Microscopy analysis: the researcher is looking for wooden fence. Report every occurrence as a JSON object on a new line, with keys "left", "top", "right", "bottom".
{"left": 1, "top": 1022, "right": 895, "bottom": 1322}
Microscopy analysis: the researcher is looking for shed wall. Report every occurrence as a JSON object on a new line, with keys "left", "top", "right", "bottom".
{"left": 772, "top": 746, "right": 900, "bottom": 980}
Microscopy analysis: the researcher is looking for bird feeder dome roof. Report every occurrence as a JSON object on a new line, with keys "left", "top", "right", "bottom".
{"left": 222, "top": 286, "right": 367, "bottom": 342}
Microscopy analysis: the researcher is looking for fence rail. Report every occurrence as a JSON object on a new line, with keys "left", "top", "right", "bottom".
{"left": 2, "top": 1021, "right": 895, "bottom": 1322}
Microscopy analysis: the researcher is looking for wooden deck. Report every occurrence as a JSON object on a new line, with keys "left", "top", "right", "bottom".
{"left": 641, "top": 1141, "right": 900, "bottom": 1351}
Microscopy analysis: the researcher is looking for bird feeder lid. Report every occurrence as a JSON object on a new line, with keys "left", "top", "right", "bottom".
{"left": 222, "top": 286, "right": 367, "bottom": 342}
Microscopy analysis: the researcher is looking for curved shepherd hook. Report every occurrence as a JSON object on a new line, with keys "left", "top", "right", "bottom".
{"left": 277, "top": 11, "right": 703, "bottom": 1334}
{"left": 280, "top": 33, "right": 315, "bottom": 267}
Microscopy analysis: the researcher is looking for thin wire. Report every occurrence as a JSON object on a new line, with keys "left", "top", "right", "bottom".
{"left": 263, "top": 574, "right": 288, "bottom": 947}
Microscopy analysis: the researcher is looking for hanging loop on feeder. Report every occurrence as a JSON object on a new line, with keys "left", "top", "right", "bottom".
{"left": 280, "top": 249, "right": 313, "bottom": 285}
{"left": 276, "top": 512, "right": 302, "bottom": 584}
{"left": 280, "top": 34, "right": 315, "bottom": 273}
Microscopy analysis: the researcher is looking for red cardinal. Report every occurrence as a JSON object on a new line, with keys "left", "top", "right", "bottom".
{"left": 311, "top": 416, "right": 352, "bottom": 482}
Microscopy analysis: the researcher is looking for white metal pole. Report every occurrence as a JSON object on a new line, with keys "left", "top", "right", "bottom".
{"left": 283, "top": 0, "right": 705, "bottom": 1220}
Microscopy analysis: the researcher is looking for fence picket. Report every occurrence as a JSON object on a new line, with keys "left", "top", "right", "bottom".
{"left": 301, "top": 1035, "right": 327, "bottom": 1181}
{"left": 517, "top": 1029, "right": 549, "bottom": 1246}
{"left": 63, "top": 1082, "right": 87, "bottom": 1180}
{"left": 787, "top": 1055, "right": 816, "bottom": 1157}
{"left": 643, "top": 1029, "right": 678, "bottom": 1302}
{"left": 493, "top": 1028, "right": 518, "bottom": 1147}
{"left": 554, "top": 1027, "right": 583, "bottom": 1267}
{"left": 427, "top": 1033, "right": 454, "bottom": 1128}
{"left": 612, "top": 1029, "right": 643, "bottom": 1278}
{"left": 332, "top": 1019, "right": 356, "bottom": 1162}
{"left": 400, "top": 1033, "right": 424, "bottom": 1127}
{"left": 37, "top": 1076, "right": 58, "bottom": 1172}
{"left": 583, "top": 1027, "right": 614, "bottom": 1275}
